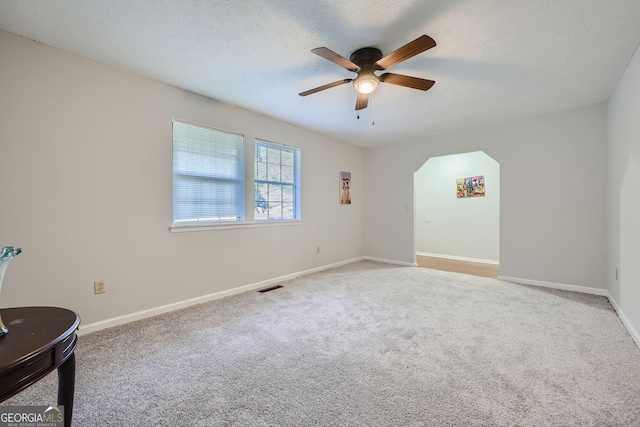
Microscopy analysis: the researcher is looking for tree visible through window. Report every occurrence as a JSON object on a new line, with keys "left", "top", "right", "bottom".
{"left": 254, "top": 140, "right": 300, "bottom": 220}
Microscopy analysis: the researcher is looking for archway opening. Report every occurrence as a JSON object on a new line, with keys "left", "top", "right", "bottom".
{"left": 414, "top": 151, "right": 500, "bottom": 278}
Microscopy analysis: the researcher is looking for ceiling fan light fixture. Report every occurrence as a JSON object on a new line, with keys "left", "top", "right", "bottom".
{"left": 301, "top": 36, "right": 437, "bottom": 109}
{"left": 353, "top": 73, "right": 379, "bottom": 94}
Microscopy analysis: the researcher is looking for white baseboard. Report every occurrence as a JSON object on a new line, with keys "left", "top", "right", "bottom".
{"left": 497, "top": 275, "right": 609, "bottom": 296}
{"left": 363, "top": 256, "right": 416, "bottom": 267}
{"left": 605, "top": 293, "right": 640, "bottom": 349}
{"left": 79, "top": 256, "right": 365, "bottom": 335}
{"left": 80, "top": 259, "right": 640, "bottom": 351}
{"left": 417, "top": 252, "right": 499, "bottom": 265}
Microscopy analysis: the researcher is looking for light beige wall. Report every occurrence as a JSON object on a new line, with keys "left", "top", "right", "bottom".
{"left": 365, "top": 103, "right": 607, "bottom": 289}
{"left": 0, "top": 27, "right": 618, "bottom": 332}
{"left": 0, "top": 30, "right": 364, "bottom": 325}
{"left": 608, "top": 42, "right": 640, "bottom": 342}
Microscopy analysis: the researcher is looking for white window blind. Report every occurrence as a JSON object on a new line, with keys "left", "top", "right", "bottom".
{"left": 254, "top": 139, "right": 300, "bottom": 220}
{"left": 172, "top": 120, "right": 245, "bottom": 225}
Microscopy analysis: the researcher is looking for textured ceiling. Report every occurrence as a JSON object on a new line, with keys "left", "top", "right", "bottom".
{"left": 1, "top": 0, "right": 640, "bottom": 147}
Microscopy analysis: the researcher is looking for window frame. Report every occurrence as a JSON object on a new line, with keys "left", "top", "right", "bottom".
{"left": 254, "top": 139, "right": 301, "bottom": 222}
{"left": 169, "top": 121, "right": 302, "bottom": 233}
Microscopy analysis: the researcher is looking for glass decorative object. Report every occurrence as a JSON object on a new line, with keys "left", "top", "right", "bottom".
{"left": 0, "top": 246, "right": 22, "bottom": 336}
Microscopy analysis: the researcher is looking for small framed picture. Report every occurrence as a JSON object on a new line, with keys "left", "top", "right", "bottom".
{"left": 456, "top": 175, "right": 485, "bottom": 198}
{"left": 340, "top": 171, "right": 351, "bottom": 204}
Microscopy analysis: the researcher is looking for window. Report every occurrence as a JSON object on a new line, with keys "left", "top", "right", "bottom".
{"left": 172, "top": 120, "right": 244, "bottom": 226}
{"left": 254, "top": 139, "right": 300, "bottom": 220}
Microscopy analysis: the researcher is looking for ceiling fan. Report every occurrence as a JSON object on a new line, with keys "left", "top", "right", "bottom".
{"left": 299, "top": 35, "right": 437, "bottom": 111}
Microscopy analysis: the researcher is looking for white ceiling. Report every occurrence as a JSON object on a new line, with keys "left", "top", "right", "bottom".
{"left": 1, "top": 0, "right": 640, "bottom": 147}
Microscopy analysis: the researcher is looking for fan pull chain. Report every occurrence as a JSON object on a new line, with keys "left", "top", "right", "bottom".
{"left": 371, "top": 95, "right": 375, "bottom": 126}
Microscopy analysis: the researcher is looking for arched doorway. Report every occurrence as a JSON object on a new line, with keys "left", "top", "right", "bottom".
{"left": 414, "top": 151, "right": 500, "bottom": 278}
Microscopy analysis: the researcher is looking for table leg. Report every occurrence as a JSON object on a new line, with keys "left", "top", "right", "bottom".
{"left": 57, "top": 353, "right": 76, "bottom": 427}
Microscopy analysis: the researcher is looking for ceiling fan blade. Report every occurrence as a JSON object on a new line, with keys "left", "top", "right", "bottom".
{"left": 311, "top": 47, "right": 360, "bottom": 72}
{"left": 355, "top": 93, "right": 369, "bottom": 110}
{"left": 380, "top": 73, "right": 435, "bottom": 91}
{"left": 299, "top": 79, "right": 353, "bottom": 96}
{"left": 375, "top": 35, "right": 436, "bottom": 70}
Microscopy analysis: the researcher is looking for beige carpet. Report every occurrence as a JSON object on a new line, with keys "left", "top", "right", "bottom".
{"left": 4, "top": 261, "right": 640, "bottom": 426}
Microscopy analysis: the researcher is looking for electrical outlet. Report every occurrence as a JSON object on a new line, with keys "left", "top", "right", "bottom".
{"left": 316, "top": 246, "right": 320, "bottom": 254}
{"left": 94, "top": 280, "right": 106, "bottom": 294}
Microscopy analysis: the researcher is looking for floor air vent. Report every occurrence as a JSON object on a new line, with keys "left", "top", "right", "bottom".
{"left": 258, "top": 285, "right": 283, "bottom": 293}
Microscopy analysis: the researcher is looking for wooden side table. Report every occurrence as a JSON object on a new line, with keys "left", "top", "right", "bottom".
{"left": 0, "top": 307, "right": 80, "bottom": 427}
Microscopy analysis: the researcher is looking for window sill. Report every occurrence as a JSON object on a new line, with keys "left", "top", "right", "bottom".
{"left": 169, "top": 219, "right": 302, "bottom": 233}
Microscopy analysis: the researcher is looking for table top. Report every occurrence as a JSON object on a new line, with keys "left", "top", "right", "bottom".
{"left": 0, "top": 306, "right": 80, "bottom": 373}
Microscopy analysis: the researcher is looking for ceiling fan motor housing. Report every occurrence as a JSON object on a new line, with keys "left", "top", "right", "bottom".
{"left": 349, "top": 47, "right": 383, "bottom": 68}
